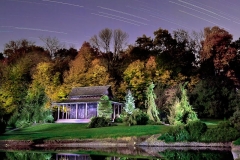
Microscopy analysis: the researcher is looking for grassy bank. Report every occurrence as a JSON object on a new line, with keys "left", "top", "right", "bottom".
{"left": 0, "top": 123, "right": 169, "bottom": 141}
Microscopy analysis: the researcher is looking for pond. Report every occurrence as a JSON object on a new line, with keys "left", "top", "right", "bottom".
{"left": 0, "top": 146, "right": 236, "bottom": 160}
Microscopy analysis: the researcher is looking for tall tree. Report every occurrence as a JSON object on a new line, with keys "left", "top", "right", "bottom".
{"left": 146, "top": 82, "right": 160, "bottom": 122}
{"left": 40, "top": 36, "right": 64, "bottom": 58}
{"left": 200, "top": 26, "right": 237, "bottom": 82}
{"left": 63, "top": 42, "right": 94, "bottom": 88}
{"left": 113, "top": 29, "right": 128, "bottom": 57}
{"left": 98, "top": 95, "right": 112, "bottom": 119}
{"left": 168, "top": 83, "right": 198, "bottom": 125}
{"left": 3, "top": 39, "right": 39, "bottom": 64}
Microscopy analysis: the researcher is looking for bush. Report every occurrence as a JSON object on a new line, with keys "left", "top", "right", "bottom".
{"left": 233, "top": 137, "right": 240, "bottom": 145}
{"left": 159, "top": 124, "right": 189, "bottom": 142}
{"left": 201, "top": 121, "right": 240, "bottom": 142}
{"left": 229, "top": 110, "right": 240, "bottom": 131}
{"left": 114, "top": 116, "right": 123, "bottom": 123}
{"left": 186, "top": 120, "right": 207, "bottom": 141}
{"left": 88, "top": 117, "right": 110, "bottom": 128}
{"left": 136, "top": 110, "right": 149, "bottom": 125}
{"left": 147, "top": 119, "right": 163, "bottom": 125}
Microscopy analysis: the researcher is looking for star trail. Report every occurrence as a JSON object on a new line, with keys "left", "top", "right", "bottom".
{"left": 1, "top": 0, "right": 240, "bottom": 52}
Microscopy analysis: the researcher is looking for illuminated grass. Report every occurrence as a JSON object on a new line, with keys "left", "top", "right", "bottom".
{"left": 0, "top": 123, "right": 169, "bottom": 140}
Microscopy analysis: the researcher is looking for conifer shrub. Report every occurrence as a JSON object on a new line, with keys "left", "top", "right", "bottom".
{"left": 185, "top": 120, "right": 207, "bottom": 141}
{"left": 114, "top": 116, "right": 123, "bottom": 123}
{"left": 88, "top": 117, "right": 110, "bottom": 128}
{"left": 136, "top": 110, "right": 149, "bottom": 125}
{"left": 201, "top": 121, "right": 240, "bottom": 142}
{"left": 233, "top": 137, "right": 240, "bottom": 145}
{"left": 159, "top": 124, "right": 189, "bottom": 142}
{"left": 229, "top": 110, "right": 240, "bottom": 132}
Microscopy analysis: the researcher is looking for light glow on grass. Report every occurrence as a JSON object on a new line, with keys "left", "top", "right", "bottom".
{"left": 0, "top": 123, "right": 169, "bottom": 140}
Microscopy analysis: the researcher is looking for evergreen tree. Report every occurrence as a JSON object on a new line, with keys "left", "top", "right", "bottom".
{"left": 146, "top": 82, "right": 160, "bottom": 122}
{"left": 98, "top": 95, "right": 112, "bottom": 119}
{"left": 168, "top": 83, "right": 198, "bottom": 125}
{"left": 124, "top": 90, "right": 135, "bottom": 114}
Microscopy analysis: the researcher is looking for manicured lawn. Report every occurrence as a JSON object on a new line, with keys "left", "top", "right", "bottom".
{"left": 0, "top": 123, "right": 169, "bottom": 140}
{"left": 200, "top": 118, "right": 224, "bottom": 126}
{"left": 0, "top": 119, "right": 224, "bottom": 141}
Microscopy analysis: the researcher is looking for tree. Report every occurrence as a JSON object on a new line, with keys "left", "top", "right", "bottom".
{"left": 40, "top": 36, "right": 64, "bottom": 58}
{"left": 3, "top": 39, "right": 38, "bottom": 64}
{"left": 63, "top": 42, "right": 94, "bottom": 88}
{"left": 90, "top": 28, "right": 128, "bottom": 65}
{"left": 98, "top": 95, "right": 112, "bottom": 119}
{"left": 190, "top": 78, "right": 238, "bottom": 118}
{"left": 200, "top": 26, "right": 237, "bottom": 81}
{"left": 113, "top": 29, "right": 128, "bottom": 57}
{"left": 124, "top": 90, "right": 135, "bottom": 114}
{"left": 135, "top": 34, "right": 153, "bottom": 51}
{"left": 123, "top": 60, "right": 147, "bottom": 107}
{"left": 146, "top": 82, "right": 160, "bottom": 122}
{"left": 168, "top": 83, "right": 198, "bottom": 125}
{"left": 4, "top": 39, "right": 35, "bottom": 57}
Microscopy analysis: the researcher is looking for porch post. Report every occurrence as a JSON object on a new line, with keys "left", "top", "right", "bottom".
{"left": 75, "top": 104, "right": 77, "bottom": 119}
{"left": 62, "top": 106, "right": 64, "bottom": 119}
{"left": 113, "top": 103, "right": 116, "bottom": 120}
{"left": 57, "top": 105, "right": 60, "bottom": 120}
{"left": 85, "top": 103, "right": 88, "bottom": 119}
{"left": 118, "top": 104, "right": 120, "bottom": 115}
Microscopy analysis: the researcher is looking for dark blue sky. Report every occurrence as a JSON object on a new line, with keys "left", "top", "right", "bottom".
{"left": 1, "top": 0, "right": 240, "bottom": 52}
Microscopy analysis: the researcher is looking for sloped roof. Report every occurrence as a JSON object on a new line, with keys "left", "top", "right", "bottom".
{"left": 69, "top": 85, "right": 112, "bottom": 97}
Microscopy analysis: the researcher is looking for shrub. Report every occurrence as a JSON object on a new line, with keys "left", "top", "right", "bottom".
{"left": 229, "top": 110, "right": 240, "bottom": 131}
{"left": 159, "top": 124, "right": 189, "bottom": 142}
{"left": 186, "top": 120, "right": 207, "bottom": 141}
{"left": 114, "top": 116, "right": 123, "bottom": 123}
{"left": 88, "top": 117, "right": 110, "bottom": 128}
{"left": 201, "top": 121, "right": 240, "bottom": 142}
{"left": 233, "top": 137, "right": 240, "bottom": 145}
{"left": 147, "top": 119, "right": 163, "bottom": 125}
{"left": 136, "top": 110, "right": 149, "bottom": 125}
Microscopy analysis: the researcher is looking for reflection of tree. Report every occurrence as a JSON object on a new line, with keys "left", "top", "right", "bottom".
{"left": 160, "top": 150, "right": 232, "bottom": 160}
{"left": 5, "top": 152, "right": 52, "bottom": 160}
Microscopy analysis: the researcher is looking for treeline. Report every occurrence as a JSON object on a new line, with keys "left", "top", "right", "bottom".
{"left": 1, "top": 26, "right": 240, "bottom": 133}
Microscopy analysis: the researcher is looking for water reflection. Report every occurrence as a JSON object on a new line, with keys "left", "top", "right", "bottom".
{"left": 0, "top": 147, "right": 235, "bottom": 160}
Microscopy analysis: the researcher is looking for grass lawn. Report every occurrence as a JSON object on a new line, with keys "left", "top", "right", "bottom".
{"left": 0, "top": 123, "right": 169, "bottom": 141}
{"left": 200, "top": 118, "right": 224, "bottom": 126}
{"left": 0, "top": 119, "right": 223, "bottom": 141}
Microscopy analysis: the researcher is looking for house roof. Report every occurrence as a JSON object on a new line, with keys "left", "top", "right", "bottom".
{"left": 69, "top": 85, "right": 112, "bottom": 97}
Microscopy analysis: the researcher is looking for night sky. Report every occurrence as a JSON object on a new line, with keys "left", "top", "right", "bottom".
{"left": 1, "top": 0, "right": 240, "bottom": 52}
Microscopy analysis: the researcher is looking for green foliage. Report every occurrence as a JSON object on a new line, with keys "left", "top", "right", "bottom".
{"left": 123, "top": 109, "right": 138, "bottom": 126}
{"left": 168, "top": 83, "right": 198, "bottom": 125}
{"left": 98, "top": 95, "right": 113, "bottom": 119}
{"left": 146, "top": 82, "right": 160, "bottom": 122}
{"left": 136, "top": 110, "right": 149, "bottom": 125}
{"left": 114, "top": 116, "right": 123, "bottom": 123}
{"left": 6, "top": 151, "right": 52, "bottom": 160}
{"left": 88, "top": 117, "right": 110, "bottom": 128}
{"left": 201, "top": 121, "right": 240, "bottom": 142}
{"left": 161, "top": 150, "right": 229, "bottom": 160}
{"left": 233, "top": 137, "right": 240, "bottom": 145}
{"left": 229, "top": 109, "right": 240, "bottom": 131}
{"left": 190, "top": 78, "right": 239, "bottom": 118}
{"left": 123, "top": 109, "right": 149, "bottom": 126}
{"left": 185, "top": 120, "right": 207, "bottom": 141}
{"left": 159, "top": 124, "right": 189, "bottom": 142}
{"left": 159, "top": 121, "right": 207, "bottom": 142}
{"left": 124, "top": 90, "right": 135, "bottom": 114}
